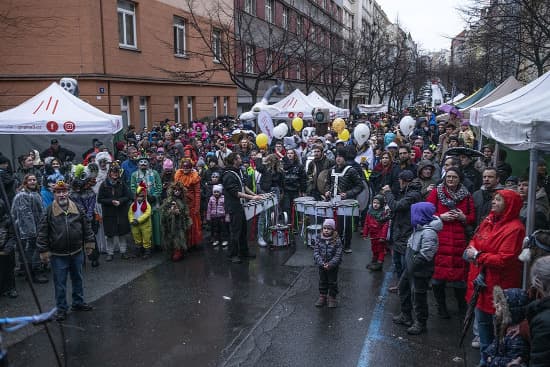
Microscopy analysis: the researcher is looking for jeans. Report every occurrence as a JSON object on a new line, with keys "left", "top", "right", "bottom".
{"left": 51, "top": 251, "right": 85, "bottom": 311}
{"left": 475, "top": 308, "right": 495, "bottom": 366}
{"left": 319, "top": 266, "right": 339, "bottom": 297}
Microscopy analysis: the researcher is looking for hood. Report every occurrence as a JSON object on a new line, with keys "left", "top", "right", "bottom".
{"left": 416, "top": 159, "right": 435, "bottom": 174}
{"left": 411, "top": 202, "right": 436, "bottom": 227}
{"left": 492, "top": 189, "right": 523, "bottom": 224}
{"left": 493, "top": 286, "right": 529, "bottom": 339}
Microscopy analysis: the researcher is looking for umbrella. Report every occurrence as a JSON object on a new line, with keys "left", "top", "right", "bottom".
{"left": 438, "top": 104, "right": 463, "bottom": 118}
{"left": 459, "top": 270, "right": 486, "bottom": 347}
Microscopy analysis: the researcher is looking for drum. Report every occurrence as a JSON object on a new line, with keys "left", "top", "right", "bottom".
{"left": 293, "top": 196, "right": 315, "bottom": 213}
{"left": 335, "top": 199, "right": 360, "bottom": 216}
{"left": 314, "top": 201, "right": 333, "bottom": 218}
{"left": 304, "top": 201, "right": 318, "bottom": 216}
{"left": 270, "top": 224, "right": 290, "bottom": 247}
{"left": 307, "top": 224, "right": 322, "bottom": 247}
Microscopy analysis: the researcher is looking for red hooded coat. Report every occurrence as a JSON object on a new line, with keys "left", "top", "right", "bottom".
{"left": 466, "top": 189, "right": 525, "bottom": 315}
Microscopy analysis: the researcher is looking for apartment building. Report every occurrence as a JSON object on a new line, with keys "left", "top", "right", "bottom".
{"left": 0, "top": 0, "right": 237, "bottom": 129}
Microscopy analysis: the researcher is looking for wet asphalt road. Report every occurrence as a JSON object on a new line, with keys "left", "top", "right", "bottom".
{"left": 7, "top": 232, "right": 479, "bottom": 367}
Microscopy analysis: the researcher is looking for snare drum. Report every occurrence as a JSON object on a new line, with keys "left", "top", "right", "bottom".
{"left": 314, "top": 201, "right": 333, "bottom": 218}
{"left": 335, "top": 199, "right": 359, "bottom": 216}
{"left": 307, "top": 224, "right": 322, "bottom": 247}
{"left": 293, "top": 196, "right": 315, "bottom": 213}
{"left": 270, "top": 224, "right": 290, "bottom": 247}
{"left": 304, "top": 201, "right": 318, "bottom": 216}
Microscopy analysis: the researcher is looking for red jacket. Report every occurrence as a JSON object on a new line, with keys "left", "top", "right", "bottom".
{"left": 362, "top": 213, "right": 389, "bottom": 243}
{"left": 426, "top": 185, "right": 475, "bottom": 281}
{"left": 466, "top": 189, "right": 524, "bottom": 315}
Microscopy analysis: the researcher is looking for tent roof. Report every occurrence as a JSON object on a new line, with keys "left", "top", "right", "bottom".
{"left": 270, "top": 89, "right": 316, "bottom": 120}
{"left": 455, "top": 82, "right": 496, "bottom": 109}
{"left": 470, "top": 70, "right": 550, "bottom": 151}
{"left": 448, "top": 93, "right": 465, "bottom": 104}
{"left": 0, "top": 83, "right": 123, "bottom": 135}
{"left": 461, "top": 76, "right": 524, "bottom": 118}
{"left": 307, "top": 91, "right": 349, "bottom": 118}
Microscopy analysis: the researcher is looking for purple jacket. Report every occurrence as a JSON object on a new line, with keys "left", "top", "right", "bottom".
{"left": 206, "top": 195, "right": 225, "bottom": 220}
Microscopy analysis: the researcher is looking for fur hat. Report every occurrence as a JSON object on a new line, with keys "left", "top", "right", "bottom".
{"left": 493, "top": 286, "right": 529, "bottom": 341}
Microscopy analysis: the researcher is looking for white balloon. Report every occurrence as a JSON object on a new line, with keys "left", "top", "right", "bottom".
{"left": 273, "top": 123, "right": 289, "bottom": 139}
{"left": 353, "top": 123, "right": 371, "bottom": 146}
{"left": 399, "top": 116, "right": 416, "bottom": 136}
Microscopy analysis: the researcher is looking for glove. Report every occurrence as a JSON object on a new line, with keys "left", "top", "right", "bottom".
{"left": 132, "top": 219, "right": 139, "bottom": 226}
{"left": 84, "top": 242, "right": 95, "bottom": 256}
{"left": 40, "top": 252, "right": 51, "bottom": 263}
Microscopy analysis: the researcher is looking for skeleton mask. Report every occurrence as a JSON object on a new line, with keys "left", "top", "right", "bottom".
{"left": 301, "top": 127, "right": 316, "bottom": 141}
{"left": 59, "top": 78, "right": 79, "bottom": 96}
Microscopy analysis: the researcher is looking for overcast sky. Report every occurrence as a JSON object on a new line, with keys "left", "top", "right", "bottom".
{"left": 376, "top": 0, "right": 467, "bottom": 51}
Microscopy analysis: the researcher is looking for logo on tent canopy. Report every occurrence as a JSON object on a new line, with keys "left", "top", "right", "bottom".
{"left": 46, "top": 120, "right": 59, "bottom": 132}
{"left": 64, "top": 121, "right": 76, "bottom": 132}
{"left": 297, "top": 112, "right": 304, "bottom": 118}
{"left": 288, "top": 112, "right": 294, "bottom": 118}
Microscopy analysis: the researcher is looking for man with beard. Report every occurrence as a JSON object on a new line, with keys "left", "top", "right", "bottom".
{"left": 11, "top": 174, "right": 47, "bottom": 283}
{"left": 473, "top": 167, "right": 503, "bottom": 227}
{"left": 324, "top": 148, "right": 363, "bottom": 254}
{"left": 397, "top": 146, "right": 417, "bottom": 178}
{"left": 37, "top": 181, "right": 96, "bottom": 321}
{"left": 306, "top": 144, "right": 334, "bottom": 200}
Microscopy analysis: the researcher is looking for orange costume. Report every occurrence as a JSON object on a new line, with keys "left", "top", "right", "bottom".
{"left": 174, "top": 163, "right": 202, "bottom": 247}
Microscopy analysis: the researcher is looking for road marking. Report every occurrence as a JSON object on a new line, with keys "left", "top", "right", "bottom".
{"left": 356, "top": 271, "right": 393, "bottom": 367}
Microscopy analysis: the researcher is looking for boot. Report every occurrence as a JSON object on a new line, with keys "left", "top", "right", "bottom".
{"left": 172, "top": 249, "right": 183, "bottom": 262}
{"left": 315, "top": 294, "right": 327, "bottom": 307}
{"left": 433, "top": 284, "right": 450, "bottom": 319}
{"left": 32, "top": 272, "right": 49, "bottom": 284}
{"left": 454, "top": 287, "right": 467, "bottom": 314}
{"left": 327, "top": 296, "right": 338, "bottom": 308}
{"left": 392, "top": 313, "right": 413, "bottom": 327}
{"left": 258, "top": 237, "right": 267, "bottom": 247}
{"left": 369, "top": 262, "right": 383, "bottom": 271}
{"left": 407, "top": 321, "right": 426, "bottom": 335}
{"left": 142, "top": 248, "right": 152, "bottom": 259}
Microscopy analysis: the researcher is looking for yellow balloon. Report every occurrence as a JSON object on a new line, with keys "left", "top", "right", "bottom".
{"left": 338, "top": 128, "right": 350, "bottom": 141}
{"left": 292, "top": 117, "right": 303, "bottom": 132}
{"left": 256, "top": 133, "right": 268, "bottom": 148}
{"left": 332, "top": 118, "right": 346, "bottom": 133}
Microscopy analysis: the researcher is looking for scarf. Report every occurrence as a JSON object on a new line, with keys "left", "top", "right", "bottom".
{"left": 368, "top": 207, "right": 387, "bottom": 222}
{"left": 436, "top": 183, "right": 470, "bottom": 209}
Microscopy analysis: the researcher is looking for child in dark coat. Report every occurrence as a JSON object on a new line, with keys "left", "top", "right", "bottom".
{"left": 362, "top": 194, "right": 390, "bottom": 271}
{"left": 485, "top": 286, "right": 530, "bottom": 367}
{"left": 393, "top": 202, "right": 442, "bottom": 335}
{"left": 313, "top": 218, "right": 343, "bottom": 308}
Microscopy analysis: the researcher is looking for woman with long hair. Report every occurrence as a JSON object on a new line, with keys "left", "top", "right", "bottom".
{"left": 370, "top": 151, "right": 400, "bottom": 195}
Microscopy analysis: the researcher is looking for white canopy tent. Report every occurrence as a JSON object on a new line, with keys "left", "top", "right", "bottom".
{"left": 270, "top": 89, "right": 316, "bottom": 120}
{"left": 307, "top": 91, "right": 349, "bottom": 118}
{"left": 461, "top": 76, "right": 524, "bottom": 119}
{"left": 448, "top": 93, "right": 465, "bottom": 104}
{"left": 470, "top": 70, "right": 550, "bottom": 287}
{"left": 0, "top": 83, "right": 123, "bottom": 163}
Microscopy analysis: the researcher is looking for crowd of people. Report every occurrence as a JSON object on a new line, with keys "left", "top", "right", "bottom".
{"left": 0, "top": 112, "right": 549, "bottom": 366}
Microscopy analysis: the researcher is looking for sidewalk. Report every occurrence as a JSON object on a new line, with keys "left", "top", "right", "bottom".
{"left": 0, "top": 252, "right": 165, "bottom": 346}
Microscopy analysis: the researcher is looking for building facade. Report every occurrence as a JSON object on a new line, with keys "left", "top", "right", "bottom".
{"left": 0, "top": 0, "right": 237, "bottom": 129}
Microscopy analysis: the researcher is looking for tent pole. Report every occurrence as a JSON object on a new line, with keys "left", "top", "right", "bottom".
{"left": 523, "top": 145, "right": 538, "bottom": 288}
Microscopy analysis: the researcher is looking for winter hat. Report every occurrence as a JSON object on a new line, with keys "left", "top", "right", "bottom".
{"left": 0, "top": 156, "right": 10, "bottom": 165}
{"left": 213, "top": 184, "right": 223, "bottom": 193}
{"left": 372, "top": 194, "right": 386, "bottom": 207}
{"left": 163, "top": 159, "right": 174, "bottom": 170}
{"left": 398, "top": 170, "right": 414, "bottom": 182}
{"left": 387, "top": 142, "right": 399, "bottom": 149}
{"left": 323, "top": 218, "right": 336, "bottom": 230}
{"left": 411, "top": 202, "right": 436, "bottom": 227}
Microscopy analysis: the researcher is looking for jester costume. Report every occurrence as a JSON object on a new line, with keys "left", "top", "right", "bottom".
{"left": 128, "top": 182, "right": 152, "bottom": 258}
{"left": 174, "top": 160, "right": 203, "bottom": 248}
{"left": 160, "top": 182, "right": 192, "bottom": 261}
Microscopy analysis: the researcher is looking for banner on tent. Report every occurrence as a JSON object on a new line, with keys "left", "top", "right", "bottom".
{"left": 258, "top": 111, "right": 274, "bottom": 143}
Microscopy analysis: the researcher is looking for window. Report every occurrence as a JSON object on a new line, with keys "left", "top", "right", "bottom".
{"left": 244, "top": 0, "right": 256, "bottom": 15}
{"left": 296, "top": 16, "right": 303, "bottom": 37}
{"left": 245, "top": 45, "right": 254, "bottom": 74}
{"left": 212, "top": 29, "right": 221, "bottom": 62}
{"left": 265, "top": 0, "right": 273, "bottom": 23}
{"left": 120, "top": 96, "right": 130, "bottom": 128}
{"left": 174, "top": 97, "right": 181, "bottom": 123}
{"left": 213, "top": 97, "right": 219, "bottom": 117}
{"left": 282, "top": 7, "right": 289, "bottom": 30}
{"left": 118, "top": 0, "right": 137, "bottom": 48}
{"left": 187, "top": 96, "right": 194, "bottom": 122}
{"left": 173, "top": 16, "right": 186, "bottom": 56}
{"left": 223, "top": 97, "right": 228, "bottom": 115}
{"left": 139, "top": 97, "right": 148, "bottom": 129}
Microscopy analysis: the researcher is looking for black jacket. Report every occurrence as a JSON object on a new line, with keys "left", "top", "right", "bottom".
{"left": 37, "top": 200, "right": 95, "bottom": 256}
{"left": 97, "top": 178, "right": 131, "bottom": 237}
{"left": 526, "top": 297, "right": 550, "bottom": 367}
{"left": 0, "top": 197, "right": 15, "bottom": 254}
{"left": 41, "top": 146, "right": 75, "bottom": 163}
{"left": 255, "top": 158, "right": 284, "bottom": 193}
{"left": 324, "top": 164, "right": 363, "bottom": 199}
{"left": 384, "top": 180, "right": 423, "bottom": 254}
{"left": 463, "top": 162, "right": 482, "bottom": 192}
{"left": 473, "top": 185, "right": 504, "bottom": 227}
{"left": 222, "top": 167, "right": 245, "bottom": 214}
{"left": 283, "top": 158, "right": 306, "bottom": 193}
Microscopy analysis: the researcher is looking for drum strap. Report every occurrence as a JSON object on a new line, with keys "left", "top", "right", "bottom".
{"left": 226, "top": 170, "right": 246, "bottom": 205}
{"left": 331, "top": 166, "right": 352, "bottom": 198}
